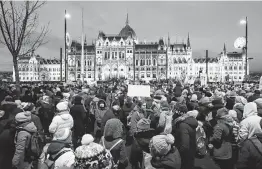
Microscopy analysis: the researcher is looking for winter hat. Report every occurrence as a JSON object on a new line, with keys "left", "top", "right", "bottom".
{"left": 216, "top": 107, "right": 229, "bottom": 119}
{"left": 229, "top": 110, "right": 238, "bottom": 120}
{"left": 104, "top": 118, "right": 123, "bottom": 139}
{"left": 190, "top": 94, "right": 198, "bottom": 102}
{"left": 199, "top": 97, "right": 210, "bottom": 105}
{"left": 112, "top": 105, "right": 120, "bottom": 111}
{"left": 254, "top": 90, "right": 261, "bottom": 95}
{"left": 81, "top": 134, "right": 95, "bottom": 145}
{"left": 56, "top": 87, "right": 61, "bottom": 92}
{"left": 5, "top": 95, "right": 13, "bottom": 102}
{"left": 56, "top": 102, "right": 69, "bottom": 112}
{"left": 21, "top": 102, "right": 35, "bottom": 111}
{"left": 74, "top": 95, "right": 82, "bottom": 104}
{"left": 53, "top": 128, "right": 71, "bottom": 141}
{"left": 235, "top": 96, "right": 247, "bottom": 105}
{"left": 137, "top": 118, "right": 151, "bottom": 132}
{"left": 243, "top": 102, "right": 257, "bottom": 119}
{"left": 42, "top": 96, "right": 50, "bottom": 104}
{"left": 160, "top": 101, "right": 170, "bottom": 111}
{"left": 175, "top": 103, "right": 188, "bottom": 114}
{"left": 63, "top": 93, "right": 70, "bottom": 99}
{"left": 187, "top": 110, "right": 199, "bottom": 118}
{"left": 74, "top": 142, "right": 111, "bottom": 169}
{"left": 149, "top": 134, "right": 174, "bottom": 157}
{"left": 15, "top": 111, "right": 32, "bottom": 122}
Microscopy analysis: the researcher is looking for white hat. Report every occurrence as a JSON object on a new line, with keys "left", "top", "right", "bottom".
{"left": 81, "top": 134, "right": 94, "bottom": 145}
{"left": 56, "top": 102, "right": 69, "bottom": 112}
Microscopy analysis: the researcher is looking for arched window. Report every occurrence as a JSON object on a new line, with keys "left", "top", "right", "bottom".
{"left": 153, "top": 59, "right": 156, "bottom": 66}
{"left": 106, "top": 42, "right": 109, "bottom": 46}
{"left": 105, "top": 52, "right": 108, "bottom": 59}
{"left": 121, "top": 42, "right": 123, "bottom": 46}
{"left": 99, "top": 42, "right": 101, "bottom": 46}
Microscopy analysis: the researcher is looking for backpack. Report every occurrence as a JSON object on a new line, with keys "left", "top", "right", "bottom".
{"left": 16, "top": 129, "right": 43, "bottom": 161}
{"left": 101, "top": 137, "right": 123, "bottom": 169}
{"left": 39, "top": 150, "right": 70, "bottom": 169}
{"left": 195, "top": 125, "right": 207, "bottom": 158}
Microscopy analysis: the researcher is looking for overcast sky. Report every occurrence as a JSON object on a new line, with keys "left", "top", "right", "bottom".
{"left": 0, "top": 1, "right": 262, "bottom": 71}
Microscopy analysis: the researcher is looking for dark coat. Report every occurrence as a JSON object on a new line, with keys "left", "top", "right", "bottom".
{"left": 134, "top": 129, "right": 156, "bottom": 153}
{"left": 210, "top": 122, "right": 233, "bottom": 160}
{"left": 70, "top": 104, "right": 87, "bottom": 137}
{"left": 101, "top": 109, "right": 120, "bottom": 133}
{"left": 0, "top": 118, "right": 15, "bottom": 169}
{"left": 236, "top": 133, "right": 262, "bottom": 169}
{"left": 173, "top": 116, "right": 198, "bottom": 169}
{"left": 101, "top": 137, "right": 128, "bottom": 169}
{"left": 247, "top": 94, "right": 261, "bottom": 102}
{"left": 151, "top": 147, "right": 181, "bottom": 169}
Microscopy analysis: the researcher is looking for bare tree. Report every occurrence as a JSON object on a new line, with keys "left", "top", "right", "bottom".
{"left": 0, "top": 0, "right": 49, "bottom": 86}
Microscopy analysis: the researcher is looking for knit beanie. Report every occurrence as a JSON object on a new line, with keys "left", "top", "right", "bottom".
{"left": 5, "top": 95, "right": 13, "bottom": 102}
{"left": 56, "top": 102, "right": 69, "bottom": 112}
{"left": 149, "top": 134, "right": 174, "bottom": 157}
{"left": 160, "top": 101, "right": 170, "bottom": 111}
{"left": 216, "top": 107, "right": 229, "bottom": 119}
{"left": 190, "top": 94, "right": 198, "bottom": 102}
{"left": 15, "top": 111, "right": 32, "bottom": 122}
{"left": 81, "top": 134, "right": 94, "bottom": 145}
{"left": 137, "top": 118, "right": 151, "bottom": 132}
{"left": 53, "top": 128, "right": 71, "bottom": 141}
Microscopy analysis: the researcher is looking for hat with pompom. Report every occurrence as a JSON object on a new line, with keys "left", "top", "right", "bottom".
{"left": 149, "top": 134, "right": 174, "bottom": 157}
{"left": 81, "top": 134, "right": 95, "bottom": 145}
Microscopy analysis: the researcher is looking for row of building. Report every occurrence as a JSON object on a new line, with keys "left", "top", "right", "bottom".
{"left": 13, "top": 15, "right": 249, "bottom": 83}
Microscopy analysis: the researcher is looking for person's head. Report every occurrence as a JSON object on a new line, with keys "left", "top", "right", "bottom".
{"left": 22, "top": 102, "right": 36, "bottom": 113}
{"left": 15, "top": 111, "right": 32, "bottom": 124}
{"left": 74, "top": 96, "right": 83, "bottom": 105}
{"left": 124, "top": 96, "right": 133, "bottom": 105}
{"left": 104, "top": 118, "right": 123, "bottom": 140}
{"left": 56, "top": 102, "right": 69, "bottom": 114}
{"left": 149, "top": 134, "right": 174, "bottom": 157}
{"left": 0, "top": 107, "right": 5, "bottom": 119}
{"left": 98, "top": 100, "right": 106, "bottom": 109}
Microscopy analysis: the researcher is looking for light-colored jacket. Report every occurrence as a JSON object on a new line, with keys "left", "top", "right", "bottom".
{"left": 53, "top": 147, "right": 75, "bottom": 169}
{"left": 12, "top": 122, "right": 37, "bottom": 169}
{"left": 49, "top": 113, "right": 74, "bottom": 134}
{"left": 238, "top": 102, "right": 262, "bottom": 143}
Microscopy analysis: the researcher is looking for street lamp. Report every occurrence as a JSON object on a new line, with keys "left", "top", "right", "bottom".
{"left": 64, "top": 10, "right": 70, "bottom": 82}
{"left": 240, "top": 17, "right": 248, "bottom": 77}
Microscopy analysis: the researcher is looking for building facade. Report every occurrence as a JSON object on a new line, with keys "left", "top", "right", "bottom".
{"left": 14, "top": 15, "right": 249, "bottom": 83}
{"left": 13, "top": 53, "right": 65, "bottom": 82}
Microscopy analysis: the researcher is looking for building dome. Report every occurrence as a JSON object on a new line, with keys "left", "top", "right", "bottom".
{"left": 119, "top": 25, "right": 136, "bottom": 38}
{"left": 119, "top": 13, "right": 136, "bottom": 38}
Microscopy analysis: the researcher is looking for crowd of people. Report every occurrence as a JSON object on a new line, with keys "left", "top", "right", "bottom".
{"left": 0, "top": 79, "right": 262, "bottom": 169}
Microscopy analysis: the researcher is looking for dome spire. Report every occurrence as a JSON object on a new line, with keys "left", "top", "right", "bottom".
{"left": 126, "top": 13, "right": 129, "bottom": 25}
{"left": 223, "top": 43, "right": 226, "bottom": 54}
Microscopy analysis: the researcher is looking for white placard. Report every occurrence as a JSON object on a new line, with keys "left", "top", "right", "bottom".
{"left": 127, "top": 85, "right": 150, "bottom": 97}
{"left": 259, "top": 76, "right": 262, "bottom": 90}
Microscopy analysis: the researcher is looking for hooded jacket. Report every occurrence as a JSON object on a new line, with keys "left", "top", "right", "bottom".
{"left": 254, "top": 98, "right": 262, "bottom": 117}
{"left": 173, "top": 116, "right": 198, "bottom": 169}
{"left": 236, "top": 133, "right": 262, "bottom": 169}
{"left": 70, "top": 101, "right": 87, "bottom": 137}
{"left": 239, "top": 103, "right": 262, "bottom": 143}
{"left": 49, "top": 113, "right": 74, "bottom": 134}
{"left": 12, "top": 122, "right": 37, "bottom": 169}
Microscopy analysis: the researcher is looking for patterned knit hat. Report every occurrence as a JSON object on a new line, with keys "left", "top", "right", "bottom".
{"left": 15, "top": 111, "right": 31, "bottom": 122}
{"left": 149, "top": 134, "right": 174, "bottom": 157}
{"left": 75, "top": 142, "right": 114, "bottom": 169}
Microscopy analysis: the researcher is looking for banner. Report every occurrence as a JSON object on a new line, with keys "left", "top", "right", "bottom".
{"left": 127, "top": 85, "right": 150, "bottom": 97}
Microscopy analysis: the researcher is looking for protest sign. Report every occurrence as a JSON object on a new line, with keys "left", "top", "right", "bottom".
{"left": 127, "top": 85, "right": 150, "bottom": 97}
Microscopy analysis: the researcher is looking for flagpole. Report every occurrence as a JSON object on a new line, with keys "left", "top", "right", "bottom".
{"left": 81, "top": 8, "right": 85, "bottom": 83}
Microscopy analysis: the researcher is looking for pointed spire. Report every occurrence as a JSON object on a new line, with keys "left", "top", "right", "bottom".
{"left": 126, "top": 13, "right": 129, "bottom": 25}
{"left": 223, "top": 43, "right": 226, "bottom": 54}
{"left": 168, "top": 32, "right": 170, "bottom": 46}
{"left": 84, "top": 35, "right": 87, "bottom": 45}
{"left": 187, "top": 32, "right": 191, "bottom": 48}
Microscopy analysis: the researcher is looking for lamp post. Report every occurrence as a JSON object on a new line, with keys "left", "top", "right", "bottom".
{"left": 240, "top": 17, "right": 248, "bottom": 77}
{"left": 64, "top": 10, "right": 70, "bottom": 82}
